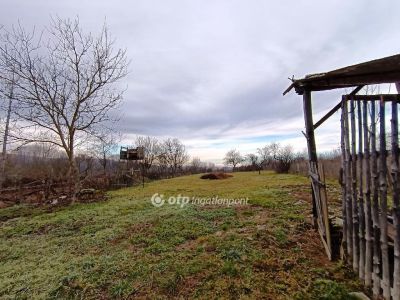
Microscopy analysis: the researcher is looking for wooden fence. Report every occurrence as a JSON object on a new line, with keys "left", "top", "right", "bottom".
{"left": 341, "top": 94, "right": 400, "bottom": 299}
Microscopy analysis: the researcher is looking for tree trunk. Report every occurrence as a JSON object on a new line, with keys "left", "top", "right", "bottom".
{"left": 0, "top": 88, "right": 13, "bottom": 187}
{"left": 67, "top": 148, "right": 80, "bottom": 203}
{"left": 102, "top": 152, "right": 107, "bottom": 175}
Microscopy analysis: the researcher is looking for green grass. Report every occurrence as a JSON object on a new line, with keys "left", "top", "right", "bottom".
{"left": 0, "top": 171, "right": 362, "bottom": 299}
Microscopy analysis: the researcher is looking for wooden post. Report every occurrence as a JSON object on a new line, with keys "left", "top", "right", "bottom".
{"left": 343, "top": 97, "right": 353, "bottom": 262}
{"left": 357, "top": 101, "right": 366, "bottom": 280}
{"left": 378, "top": 96, "right": 390, "bottom": 299}
{"left": 362, "top": 100, "right": 373, "bottom": 287}
{"left": 370, "top": 101, "right": 381, "bottom": 298}
{"left": 303, "top": 89, "right": 332, "bottom": 259}
{"left": 350, "top": 98, "right": 360, "bottom": 272}
{"left": 303, "top": 89, "right": 319, "bottom": 225}
{"left": 341, "top": 99, "right": 347, "bottom": 257}
{"left": 391, "top": 99, "right": 400, "bottom": 300}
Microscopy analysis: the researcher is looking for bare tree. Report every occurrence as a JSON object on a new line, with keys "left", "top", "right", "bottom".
{"left": 224, "top": 149, "right": 244, "bottom": 172}
{"left": 274, "top": 145, "right": 295, "bottom": 173}
{"left": 190, "top": 157, "right": 205, "bottom": 174}
{"left": 0, "top": 18, "right": 128, "bottom": 200}
{"left": 91, "top": 130, "right": 121, "bottom": 174}
{"left": 135, "top": 136, "right": 160, "bottom": 172}
{"left": 257, "top": 145, "right": 273, "bottom": 170}
{"left": 0, "top": 79, "right": 14, "bottom": 186}
{"left": 206, "top": 162, "right": 215, "bottom": 172}
{"left": 246, "top": 153, "right": 261, "bottom": 174}
{"left": 159, "top": 138, "right": 189, "bottom": 176}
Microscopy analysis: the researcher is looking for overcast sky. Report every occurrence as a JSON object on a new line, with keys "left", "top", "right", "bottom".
{"left": 2, "top": 1, "right": 400, "bottom": 163}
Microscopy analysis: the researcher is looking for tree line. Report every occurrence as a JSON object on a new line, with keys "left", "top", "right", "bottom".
{"left": 223, "top": 142, "right": 303, "bottom": 173}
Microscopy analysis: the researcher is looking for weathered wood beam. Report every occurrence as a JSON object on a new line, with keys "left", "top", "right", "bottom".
{"left": 343, "top": 96, "right": 353, "bottom": 263}
{"left": 363, "top": 100, "right": 373, "bottom": 287}
{"left": 357, "top": 101, "right": 366, "bottom": 281}
{"left": 370, "top": 101, "right": 381, "bottom": 298}
{"left": 344, "top": 94, "right": 400, "bottom": 101}
{"left": 303, "top": 89, "right": 318, "bottom": 164}
{"left": 378, "top": 96, "right": 390, "bottom": 299}
{"left": 313, "top": 86, "right": 364, "bottom": 130}
{"left": 340, "top": 100, "right": 347, "bottom": 259}
{"left": 314, "top": 101, "right": 342, "bottom": 130}
{"left": 303, "top": 89, "right": 332, "bottom": 260}
{"left": 303, "top": 89, "right": 319, "bottom": 228}
{"left": 299, "top": 71, "right": 400, "bottom": 92}
{"left": 350, "top": 98, "right": 360, "bottom": 273}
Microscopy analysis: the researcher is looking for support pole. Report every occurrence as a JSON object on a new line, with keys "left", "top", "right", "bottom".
{"left": 340, "top": 99, "right": 347, "bottom": 258}
{"left": 357, "top": 101, "right": 366, "bottom": 280}
{"left": 343, "top": 97, "right": 353, "bottom": 262}
{"left": 303, "top": 89, "right": 332, "bottom": 259}
{"left": 370, "top": 101, "right": 381, "bottom": 298}
{"left": 350, "top": 98, "right": 360, "bottom": 272}
{"left": 303, "top": 89, "right": 318, "bottom": 224}
{"left": 378, "top": 96, "right": 390, "bottom": 299}
{"left": 362, "top": 100, "right": 372, "bottom": 287}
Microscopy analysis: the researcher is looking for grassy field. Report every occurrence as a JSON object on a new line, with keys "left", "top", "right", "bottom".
{"left": 0, "top": 172, "right": 362, "bottom": 299}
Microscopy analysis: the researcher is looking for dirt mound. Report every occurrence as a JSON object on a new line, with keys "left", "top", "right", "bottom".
{"left": 200, "top": 173, "right": 233, "bottom": 180}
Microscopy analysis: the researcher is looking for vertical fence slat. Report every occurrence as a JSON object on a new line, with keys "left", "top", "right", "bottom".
{"left": 357, "top": 101, "right": 366, "bottom": 280}
{"left": 350, "top": 98, "right": 360, "bottom": 272}
{"left": 362, "top": 100, "right": 373, "bottom": 287}
{"left": 343, "top": 97, "right": 354, "bottom": 262}
{"left": 378, "top": 96, "right": 390, "bottom": 299}
{"left": 340, "top": 96, "right": 400, "bottom": 299}
{"left": 391, "top": 99, "right": 400, "bottom": 300}
{"left": 341, "top": 99, "right": 347, "bottom": 257}
{"left": 370, "top": 101, "right": 381, "bottom": 298}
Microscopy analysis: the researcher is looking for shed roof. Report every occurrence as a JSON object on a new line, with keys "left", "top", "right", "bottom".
{"left": 284, "top": 54, "right": 400, "bottom": 95}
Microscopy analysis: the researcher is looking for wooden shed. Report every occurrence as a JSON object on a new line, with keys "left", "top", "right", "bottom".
{"left": 284, "top": 54, "right": 400, "bottom": 299}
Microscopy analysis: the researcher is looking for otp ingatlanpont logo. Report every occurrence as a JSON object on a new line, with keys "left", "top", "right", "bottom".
{"left": 150, "top": 193, "right": 165, "bottom": 207}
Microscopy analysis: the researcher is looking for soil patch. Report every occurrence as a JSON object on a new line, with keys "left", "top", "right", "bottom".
{"left": 200, "top": 173, "right": 233, "bottom": 180}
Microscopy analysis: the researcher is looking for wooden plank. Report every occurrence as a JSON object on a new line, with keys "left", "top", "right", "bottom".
{"left": 344, "top": 94, "right": 400, "bottom": 101}
{"left": 378, "top": 96, "right": 390, "bottom": 299}
{"left": 295, "top": 71, "right": 400, "bottom": 92}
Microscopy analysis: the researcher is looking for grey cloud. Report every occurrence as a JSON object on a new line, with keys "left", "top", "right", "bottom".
{"left": 1, "top": 0, "right": 400, "bottom": 156}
